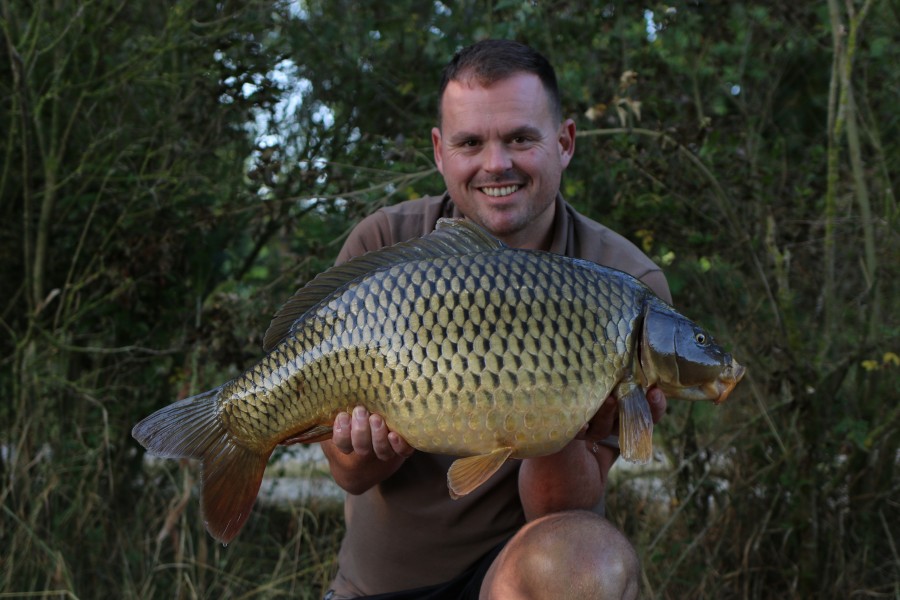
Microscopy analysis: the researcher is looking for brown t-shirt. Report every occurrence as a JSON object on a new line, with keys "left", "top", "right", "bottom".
{"left": 328, "top": 193, "right": 671, "bottom": 597}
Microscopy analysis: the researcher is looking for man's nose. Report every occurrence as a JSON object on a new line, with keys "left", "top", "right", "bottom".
{"left": 483, "top": 142, "right": 512, "bottom": 173}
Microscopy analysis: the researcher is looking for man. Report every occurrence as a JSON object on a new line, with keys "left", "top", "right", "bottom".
{"left": 321, "top": 39, "right": 670, "bottom": 600}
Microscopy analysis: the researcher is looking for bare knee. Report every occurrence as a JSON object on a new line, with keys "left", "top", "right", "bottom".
{"left": 481, "top": 511, "right": 639, "bottom": 600}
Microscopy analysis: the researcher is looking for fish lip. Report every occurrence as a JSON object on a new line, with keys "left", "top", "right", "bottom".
{"left": 712, "top": 363, "right": 747, "bottom": 405}
{"left": 713, "top": 380, "right": 736, "bottom": 405}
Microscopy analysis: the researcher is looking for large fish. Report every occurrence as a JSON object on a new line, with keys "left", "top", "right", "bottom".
{"left": 133, "top": 218, "right": 745, "bottom": 543}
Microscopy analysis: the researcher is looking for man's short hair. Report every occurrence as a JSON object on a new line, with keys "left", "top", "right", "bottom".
{"left": 437, "top": 39, "right": 562, "bottom": 125}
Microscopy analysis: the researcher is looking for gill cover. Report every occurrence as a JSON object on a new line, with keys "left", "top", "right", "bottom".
{"left": 639, "top": 304, "right": 740, "bottom": 402}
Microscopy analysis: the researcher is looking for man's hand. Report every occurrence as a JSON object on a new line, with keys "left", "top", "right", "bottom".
{"left": 577, "top": 387, "right": 668, "bottom": 443}
{"left": 322, "top": 406, "right": 414, "bottom": 495}
{"left": 331, "top": 406, "right": 415, "bottom": 460}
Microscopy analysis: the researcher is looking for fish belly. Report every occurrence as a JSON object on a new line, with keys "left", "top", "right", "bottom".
{"left": 391, "top": 383, "right": 609, "bottom": 459}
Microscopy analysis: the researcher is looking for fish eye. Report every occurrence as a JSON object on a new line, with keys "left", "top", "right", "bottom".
{"left": 694, "top": 331, "right": 708, "bottom": 345}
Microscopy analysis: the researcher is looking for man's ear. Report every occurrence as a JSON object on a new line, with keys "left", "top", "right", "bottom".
{"left": 558, "top": 118, "right": 576, "bottom": 169}
{"left": 432, "top": 126, "right": 444, "bottom": 174}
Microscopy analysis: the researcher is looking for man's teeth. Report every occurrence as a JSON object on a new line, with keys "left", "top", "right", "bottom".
{"left": 481, "top": 185, "right": 519, "bottom": 197}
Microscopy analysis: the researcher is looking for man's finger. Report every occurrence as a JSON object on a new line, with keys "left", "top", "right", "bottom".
{"left": 350, "top": 406, "right": 373, "bottom": 457}
{"left": 646, "top": 387, "right": 667, "bottom": 424}
{"left": 388, "top": 431, "right": 415, "bottom": 458}
{"left": 369, "top": 413, "right": 394, "bottom": 460}
{"left": 333, "top": 412, "right": 353, "bottom": 454}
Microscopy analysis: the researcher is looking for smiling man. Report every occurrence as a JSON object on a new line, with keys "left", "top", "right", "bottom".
{"left": 433, "top": 69, "right": 572, "bottom": 250}
{"left": 321, "top": 40, "right": 671, "bottom": 600}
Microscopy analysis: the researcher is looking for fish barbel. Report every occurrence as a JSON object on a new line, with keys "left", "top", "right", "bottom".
{"left": 133, "top": 218, "right": 745, "bottom": 543}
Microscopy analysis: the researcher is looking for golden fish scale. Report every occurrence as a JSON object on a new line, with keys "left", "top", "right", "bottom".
{"left": 220, "top": 250, "right": 643, "bottom": 457}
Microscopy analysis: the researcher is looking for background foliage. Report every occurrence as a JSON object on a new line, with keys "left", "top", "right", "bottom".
{"left": 2, "top": 0, "right": 897, "bottom": 598}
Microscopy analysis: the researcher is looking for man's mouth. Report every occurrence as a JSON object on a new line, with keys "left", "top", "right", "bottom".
{"left": 479, "top": 185, "right": 521, "bottom": 197}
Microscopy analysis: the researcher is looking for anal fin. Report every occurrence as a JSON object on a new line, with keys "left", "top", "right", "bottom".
{"left": 616, "top": 382, "right": 653, "bottom": 464}
{"left": 447, "top": 447, "right": 514, "bottom": 499}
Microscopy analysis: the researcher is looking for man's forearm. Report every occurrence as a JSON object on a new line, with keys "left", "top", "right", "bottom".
{"left": 518, "top": 440, "right": 608, "bottom": 521}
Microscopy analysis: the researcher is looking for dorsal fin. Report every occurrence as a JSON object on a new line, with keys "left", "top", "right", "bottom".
{"left": 262, "top": 218, "right": 504, "bottom": 351}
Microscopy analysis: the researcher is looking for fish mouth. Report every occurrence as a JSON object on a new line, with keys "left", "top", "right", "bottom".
{"left": 711, "top": 361, "right": 747, "bottom": 405}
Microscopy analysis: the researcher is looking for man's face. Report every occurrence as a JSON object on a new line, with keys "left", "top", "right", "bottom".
{"left": 432, "top": 73, "right": 576, "bottom": 249}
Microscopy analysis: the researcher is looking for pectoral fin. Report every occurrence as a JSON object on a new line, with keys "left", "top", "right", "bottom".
{"left": 447, "top": 447, "right": 514, "bottom": 499}
{"left": 616, "top": 383, "right": 654, "bottom": 464}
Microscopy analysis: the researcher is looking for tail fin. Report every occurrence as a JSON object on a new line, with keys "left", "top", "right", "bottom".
{"left": 132, "top": 388, "right": 271, "bottom": 544}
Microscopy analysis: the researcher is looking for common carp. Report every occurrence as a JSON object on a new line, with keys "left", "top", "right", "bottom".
{"left": 133, "top": 218, "right": 745, "bottom": 543}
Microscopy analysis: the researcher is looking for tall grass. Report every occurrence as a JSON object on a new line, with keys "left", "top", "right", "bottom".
{"left": 2, "top": 413, "right": 345, "bottom": 598}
